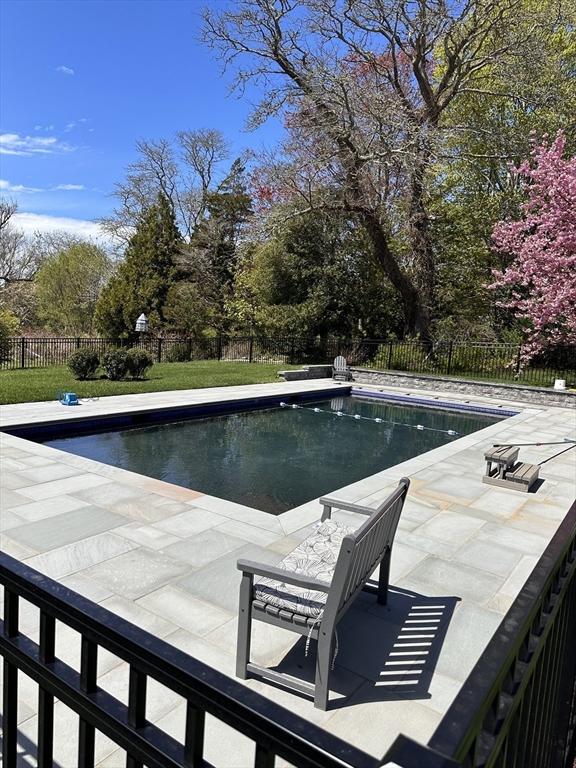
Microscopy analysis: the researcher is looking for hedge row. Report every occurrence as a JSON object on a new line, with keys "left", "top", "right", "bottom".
{"left": 67, "top": 347, "right": 154, "bottom": 381}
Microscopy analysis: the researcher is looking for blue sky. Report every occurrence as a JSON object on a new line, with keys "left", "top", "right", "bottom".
{"left": 0, "top": 0, "right": 283, "bottom": 237}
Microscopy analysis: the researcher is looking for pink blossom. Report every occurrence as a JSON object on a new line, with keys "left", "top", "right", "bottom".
{"left": 491, "top": 132, "right": 576, "bottom": 361}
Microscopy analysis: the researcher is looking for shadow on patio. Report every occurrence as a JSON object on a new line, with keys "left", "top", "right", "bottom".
{"left": 266, "top": 586, "right": 460, "bottom": 709}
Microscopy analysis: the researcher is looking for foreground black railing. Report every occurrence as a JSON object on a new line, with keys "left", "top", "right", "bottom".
{"left": 1, "top": 336, "right": 575, "bottom": 388}
{"left": 383, "top": 500, "right": 576, "bottom": 768}
{"left": 0, "top": 552, "right": 377, "bottom": 768}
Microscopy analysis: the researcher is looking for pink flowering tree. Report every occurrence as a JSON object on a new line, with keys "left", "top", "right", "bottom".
{"left": 491, "top": 132, "right": 576, "bottom": 362}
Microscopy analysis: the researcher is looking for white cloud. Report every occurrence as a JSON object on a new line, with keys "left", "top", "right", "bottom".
{"left": 34, "top": 124, "right": 55, "bottom": 131}
{"left": 65, "top": 121, "right": 76, "bottom": 132}
{"left": 0, "top": 133, "right": 74, "bottom": 157}
{"left": 0, "top": 178, "right": 43, "bottom": 193}
{"left": 0, "top": 178, "right": 85, "bottom": 193}
{"left": 56, "top": 65, "right": 75, "bottom": 75}
{"left": 53, "top": 183, "right": 85, "bottom": 191}
{"left": 13, "top": 212, "right": 110, "bottom": 242}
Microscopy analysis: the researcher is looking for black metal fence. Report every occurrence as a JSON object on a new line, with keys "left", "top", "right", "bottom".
{"left": 383, "top": 500, "right": 576, "bottom": 768}
{"left": 1, "top": 336, "right": 575, "bottom": 387}
{"left": 0, "top": 551, "right": 377, "bottom": 768}
{"left": 2, "top": 511, "right": 574, "bottom": 768}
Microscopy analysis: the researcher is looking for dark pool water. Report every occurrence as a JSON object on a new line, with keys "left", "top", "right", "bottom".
{"left": 44, "top": 396, "right": 503, "bottom": 514}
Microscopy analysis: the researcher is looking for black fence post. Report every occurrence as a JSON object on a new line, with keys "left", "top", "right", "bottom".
{"left": 515, "top": 345, "right": 522, "bottom": 376}
{"left": 446, "top": 341, "right": 454, "bottom": 376}
{"left": 157, "top": 338, "right": 163, "bottom": 363}
{"left": 248, "top": 337, "right": 254, "bottom": 364}
{"left": 217, "top": 335, "right": 223, "bottom": 361}
{"left": 76, "top": 337, "right": 81, "bottom": 350}
{"left": 20, "top": 337, "right": 25, "bottom": 369}
{"left": 387, "top": 341, "right": 393, "bottom": 369}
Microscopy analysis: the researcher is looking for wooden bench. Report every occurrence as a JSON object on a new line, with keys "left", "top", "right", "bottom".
{"left": 235, "top": 478, "right": 410, "bottom": 709}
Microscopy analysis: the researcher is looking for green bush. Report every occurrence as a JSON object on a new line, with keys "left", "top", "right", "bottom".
{"left": 165, "top": 342, "right": 191, "bottom": 362}
{"left": 126, "top": 348, "right": 154, "bottom": 379}
{"left": 67, "top": 348, "right": 100, "bottom": 380}
{"left": 102, "top": 348, "right": 129, "bottom": 380}
{"left": 0, "top": 309, "right": 19, "bottom": 363}
{"left": 0, "top": 325, "right": 11, "bottom": 364}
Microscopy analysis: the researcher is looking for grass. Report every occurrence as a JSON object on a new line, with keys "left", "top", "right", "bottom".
{"left": 0, "top": 361, "right": 299, "bottom": 405}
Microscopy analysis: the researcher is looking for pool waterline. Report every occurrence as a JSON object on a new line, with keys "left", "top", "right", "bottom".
{"left": 38, "top": 394, "right": 507, "bottom": 515}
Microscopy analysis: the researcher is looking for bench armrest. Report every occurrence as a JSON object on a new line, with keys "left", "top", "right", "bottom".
{"left": 319, "top": 497, "right": 374, "bottom": 516}
{"left": 237, "top": 559, "right": 330, "bottom": 593}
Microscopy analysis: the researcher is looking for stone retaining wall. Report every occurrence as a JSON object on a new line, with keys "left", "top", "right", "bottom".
{"left": 350, "top": 368, "right": 576, "bottom": 408}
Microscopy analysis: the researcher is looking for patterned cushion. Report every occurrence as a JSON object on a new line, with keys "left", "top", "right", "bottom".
{"left": 254, "top": 519, "right": 356, "bottom": 618}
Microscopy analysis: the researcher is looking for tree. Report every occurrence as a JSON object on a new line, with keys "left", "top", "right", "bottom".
{"left": 0, "top": 202, "right": 67, "bottom": 328}
{"left": 95, "top": 194, "right": 182, "bottom": 337}
{"left": 229, "top": 209, "right": 402, "bottom": 338}
{"left": 0, "top": 199, "right": 38, "bottom": 286}
{"left": 179, "top": 159, "right": 253, "bottom": 332}
{"left": 428, "top": 0, "right": 575, "bottom": 336}
{"left": 35, "top": 241, "right": 112, "bottom": 334}
{"left": 490, "top": 132, "right": 576, "bottom": 359}
{"left": 0, "top": 308, "right": 20, "bottom": 362}
{"left": 163, "top": 281, "right": 216, "bottom": 336}
{"left": 101, "top": 130, "right": 236, "bottom": 244}
{"left": 204, "top": 0, "right": 570, "bottom": 343}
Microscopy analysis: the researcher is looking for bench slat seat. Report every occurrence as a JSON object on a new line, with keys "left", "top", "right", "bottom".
{"left": 254, "top": 519, "right": 356, "bottom": 618}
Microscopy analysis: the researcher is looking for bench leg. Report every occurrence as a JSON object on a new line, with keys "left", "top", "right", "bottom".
{"left": 236, "top": 574, "right": 253, "bottom": 679}
{"left": 314, "top": 629, "right": 333, "bottom": 710}
{"left": 378, "top": 548, "right": 391, "bottom": 605}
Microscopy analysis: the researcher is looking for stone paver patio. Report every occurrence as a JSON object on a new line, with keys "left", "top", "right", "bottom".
{"left": 1, "top": 379, "right": 575, "bottom": 766}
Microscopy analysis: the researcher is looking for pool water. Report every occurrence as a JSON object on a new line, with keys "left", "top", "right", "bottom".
{"left": 44, "top": 396, "right": 503, "bottom": 514}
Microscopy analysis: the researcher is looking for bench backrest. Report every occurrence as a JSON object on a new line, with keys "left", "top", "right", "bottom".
{"left": 325, "top": 478, "right": 410, "bottom": 622}
{"left": 333, "top": 355, "right": 348, "bottom": 371}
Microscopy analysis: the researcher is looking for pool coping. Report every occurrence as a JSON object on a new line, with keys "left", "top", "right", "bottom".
{"left": 2, "top": 381, "right": 524, "bottom": 528}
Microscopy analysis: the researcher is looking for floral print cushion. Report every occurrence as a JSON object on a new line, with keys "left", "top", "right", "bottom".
{"left": 254, "top": 519, "right": 356, "bottom": 618}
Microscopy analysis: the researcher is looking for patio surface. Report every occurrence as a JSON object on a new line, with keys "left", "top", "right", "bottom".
{"left": 1, "top": 379, "right": 575, "bottom": 766}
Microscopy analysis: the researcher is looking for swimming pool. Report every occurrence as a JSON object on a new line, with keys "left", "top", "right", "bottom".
{"left": 39, "top": 394, "right": 505, "bottom": 514}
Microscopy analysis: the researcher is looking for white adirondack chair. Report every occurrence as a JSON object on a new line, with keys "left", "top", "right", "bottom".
{"left": 332, "top": 355, "right": 352, "bottom": 381}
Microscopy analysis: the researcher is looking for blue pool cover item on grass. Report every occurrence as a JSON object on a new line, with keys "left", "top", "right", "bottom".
{"left": 58, "top": 392, "right": 79, "bottom": 406}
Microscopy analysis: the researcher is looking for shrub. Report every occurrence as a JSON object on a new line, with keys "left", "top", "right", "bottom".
{"left": 126, "top": 347, "right": 154, "bottom": 379}
{"left": 102, "top": 348, "right": 129, "bottom": 380}
{"left": 67, "top": 348, "right": 100, "bottom": 380}
{"left": 0, "top": 309, "right": 19, "bottom": 363}
{"left": 165, "top": 342, "right": 191, "bottom": 362}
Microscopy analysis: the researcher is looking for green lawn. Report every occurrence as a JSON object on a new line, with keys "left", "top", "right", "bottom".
{"left": 0, "top": 362, "right": 298, "bottom": 405}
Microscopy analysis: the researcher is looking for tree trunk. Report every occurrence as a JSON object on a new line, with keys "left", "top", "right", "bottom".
{"left": 407, "top": 152, "right": 435, "bottom": 336}
{"left": 360, "top": 211, "right": 432, "bottom": 346}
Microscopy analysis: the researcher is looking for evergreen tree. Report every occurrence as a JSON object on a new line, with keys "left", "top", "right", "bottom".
{"left": 95, "top": 194, "right": 182, "bottom": 337}
{"left": 189, "top": 159, "right": 252, "bottom": 281}
{"left": 178, "top": 159, "right": 252, "bottom": 332}
{"left": 229, "top": 210, "right": 402, "bottom": 338}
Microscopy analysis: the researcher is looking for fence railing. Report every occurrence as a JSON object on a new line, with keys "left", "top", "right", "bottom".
{"left": 383, "top": 500, "right": 576, "bottom": 768}
{"left": 1, "top": 336, "right": 575, "bottom": 387}
{"left": 2, "top": 512, "right": 574, "bottom": 767}
{"left": 0, "top": 551, "right": 378, "bottom": 768}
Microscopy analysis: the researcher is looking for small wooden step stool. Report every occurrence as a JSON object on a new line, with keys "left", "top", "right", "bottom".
{"left": 483, "top": 445, "right": 539, "bottom": 493}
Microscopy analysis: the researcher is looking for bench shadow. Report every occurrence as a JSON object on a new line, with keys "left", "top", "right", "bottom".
{"left": 268, "top": 586, "right": 460, "bottom": 709}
